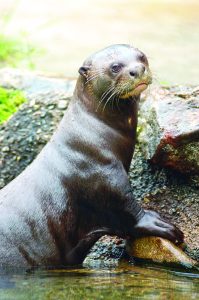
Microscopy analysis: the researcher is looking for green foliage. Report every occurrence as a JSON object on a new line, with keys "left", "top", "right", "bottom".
{"left": 159, "top": 80, "right": 170, "bottom": 86}
{"left": 0, "top": 34, "right": 37, "bottom": 68}
{"left": 0, "top": 87, "right": 26, "bottom": 124}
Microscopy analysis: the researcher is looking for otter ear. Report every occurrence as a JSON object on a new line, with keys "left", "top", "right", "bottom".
{"left": 78, "top": 66, "right": 90, "bottom": 78}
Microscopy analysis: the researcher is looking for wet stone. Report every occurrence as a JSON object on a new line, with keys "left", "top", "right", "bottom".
{"left": 126, "top": 236, "right": 198, "bottom": 270}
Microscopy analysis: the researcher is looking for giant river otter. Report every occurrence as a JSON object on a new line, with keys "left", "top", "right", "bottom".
{"left": 0, "top": 44, "right": 183, "bottom": 267}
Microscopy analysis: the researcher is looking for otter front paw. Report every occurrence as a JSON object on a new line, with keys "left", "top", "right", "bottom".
{"left": 133, "top": 210, "right": 184, "bottom": 245}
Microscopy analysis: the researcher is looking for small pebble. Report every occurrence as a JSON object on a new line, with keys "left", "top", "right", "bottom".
{"left": 58, "top": 100, "right": 67, "bottom": 110}
{"left": 2, "top": 146, "right": 10, "bottom": 152}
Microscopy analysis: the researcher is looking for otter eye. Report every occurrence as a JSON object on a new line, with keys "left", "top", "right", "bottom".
{"left": 111, "top": 63, "right": 123, "bottom": 73}
{"left": 139, "top": 53, "right": 148, "bottom": 64}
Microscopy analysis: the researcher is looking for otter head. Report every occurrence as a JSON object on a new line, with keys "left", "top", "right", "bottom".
{"left": 77, "top": 44, "right": 152, "bottom": 109}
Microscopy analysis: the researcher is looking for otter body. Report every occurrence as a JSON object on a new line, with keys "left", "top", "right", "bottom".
{"left": 0, "top": 45, "right": 183, "bottom": 267}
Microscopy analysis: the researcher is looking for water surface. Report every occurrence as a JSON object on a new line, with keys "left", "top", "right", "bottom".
{"left": 0, "top": 264, "right": 198, "bottom": 300}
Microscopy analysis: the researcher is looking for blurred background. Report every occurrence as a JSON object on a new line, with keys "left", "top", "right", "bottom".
{"left": 0, "top": 0, "right": 198, "bottom": 84}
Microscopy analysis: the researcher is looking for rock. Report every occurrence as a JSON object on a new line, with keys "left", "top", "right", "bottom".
{"left": 139, "top": 85, "right": 199, "bottom": 174}
{"left": 0, "top": 68, "right": 76, "bottom": 102}
{"left": 2, "top": 146, "right": 9, "bottom": 152}
{"left": 0, "top": 69, "right": 75, "bottom": 188}
{"left": 126, "top": 237, "right": 198, "bottom": 269}
{"left": 57, "top": 100, "right": 68, "bottom": 110}
{"left": 132, "top": 85, "right": 199, "bottom": 262}
{"left": 84, "top": 236, "right": 126, "bottom": 268}
{"left": 129, "top": 145, "right": 199, "bottom": 262}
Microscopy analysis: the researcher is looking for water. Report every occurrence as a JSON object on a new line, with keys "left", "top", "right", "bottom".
{"left": 0, "top": 264, "right": 198, "bottom": 300}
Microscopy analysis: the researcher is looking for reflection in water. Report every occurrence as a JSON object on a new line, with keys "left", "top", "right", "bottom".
{"left": 0, "top": 264, "right": 198, "bottom": 299}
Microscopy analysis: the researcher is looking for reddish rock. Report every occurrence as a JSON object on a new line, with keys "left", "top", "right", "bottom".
{"left": 139, "top": 86, "right": 199, "bottom": 174}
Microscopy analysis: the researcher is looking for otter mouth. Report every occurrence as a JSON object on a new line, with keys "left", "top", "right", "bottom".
{"left": 120, "top": 82, "right": 149, "bottom": 99}
{"left": 134, "top": 82, "right": 148, "bottom": 92}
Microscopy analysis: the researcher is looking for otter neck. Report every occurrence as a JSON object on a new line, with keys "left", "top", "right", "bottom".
{"left": 74, "top": 78, "right": 139, "bottom": 138}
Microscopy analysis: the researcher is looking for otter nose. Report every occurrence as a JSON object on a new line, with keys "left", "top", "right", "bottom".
{"left": 129, "top": 64, "right": 145, "bottom": 78}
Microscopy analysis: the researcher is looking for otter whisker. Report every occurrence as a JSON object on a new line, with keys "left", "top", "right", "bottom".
{"left": 110, "top": 87, "right": 120, "bottom": 111}
{"left": 102, "top": 90, "right": 118, "bottom": 112}
{"left": 85, "top": 74, "right": 100, "bottom": 84}
{"left": 96, "top": 86, "right": 115, "bottom": 112}
{"left": 101, "top": 85, "right": 115, "bottom": 102}
{"left": 116, "top": 89, "right": 124, "bottom": 111}
{"left": 121, "top": 82, "right": 132, "bottom": 98}
{"left": 112, "top": 90, "right": 121, "bottom": 111}
{"left": 116, "top": 95, "right": 120, "bottom": 111}
{"left": 98, "top": 85, "right": 115, "bottom": 105}
{"left": 85, "top": 70, "right": 105, "bottom": 85}
{"left": 111, "top": 95, "right": 115, "bottom": 111}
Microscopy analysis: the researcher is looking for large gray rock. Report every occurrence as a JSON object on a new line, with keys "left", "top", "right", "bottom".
{"left": 0, "top": 68, "right": 75, "bottom": 188}
{"left": 0, "top": 68, "right": 75, "bottom": 101}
